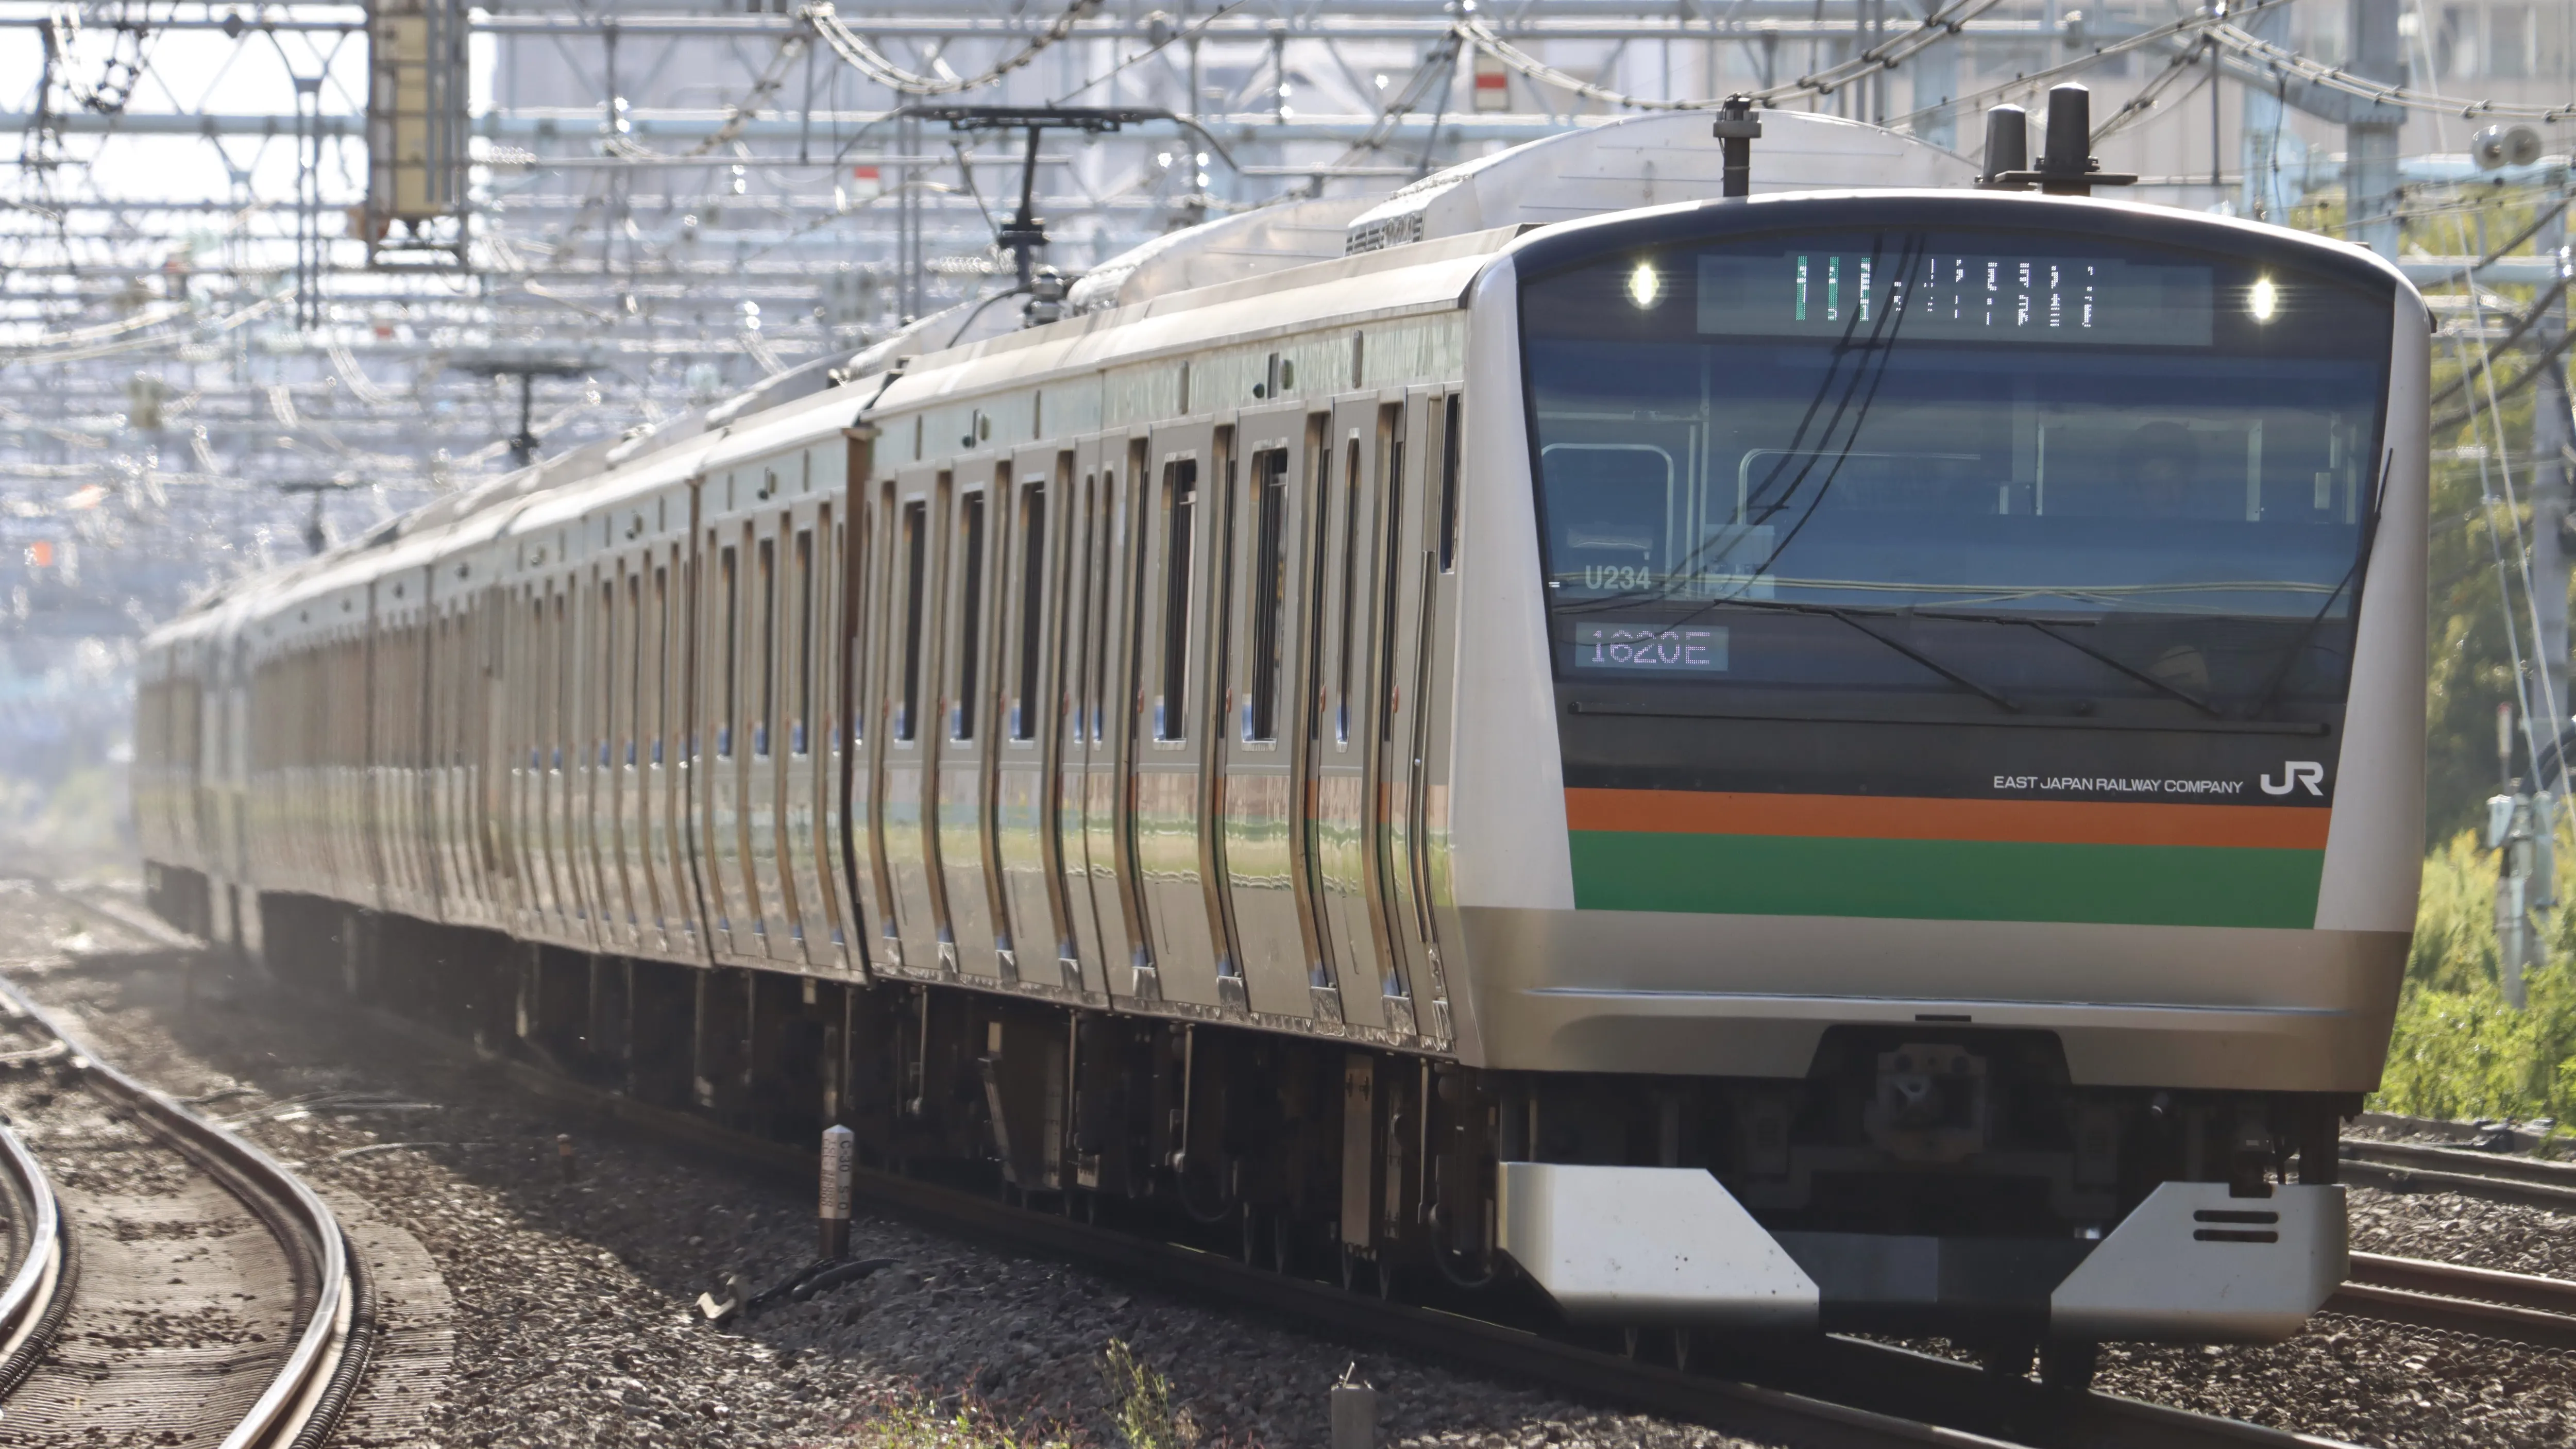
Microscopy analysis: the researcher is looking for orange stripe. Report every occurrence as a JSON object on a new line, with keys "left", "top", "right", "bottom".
{"left": 1563, "top": 788, "right": 2331, "bottom": 851}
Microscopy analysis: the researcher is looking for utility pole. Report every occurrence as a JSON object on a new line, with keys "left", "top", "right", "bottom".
{"left": 2519, "top": 187, "right": 2574, "bottom": 978}
{"left": 2494, "top": 703, "right": 2552, "bottom": 1008}
{"left": 2344, "top": 0, "right": 2405, "bottom": 258}
{"left": 2533, "top": 190, "right": 2573, "bottom": 747}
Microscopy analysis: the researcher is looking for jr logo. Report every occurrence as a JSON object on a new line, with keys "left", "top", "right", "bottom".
{"left": 2260, "top": 762, "right": 2327, "bottom": 797}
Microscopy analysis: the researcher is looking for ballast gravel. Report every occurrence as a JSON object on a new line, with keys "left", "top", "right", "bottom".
{"left": 13, "top": 885, "right": 2576, "bottom": 1447}
{"left": 0, "top": 889, "right": 1768, "bottom": 1449}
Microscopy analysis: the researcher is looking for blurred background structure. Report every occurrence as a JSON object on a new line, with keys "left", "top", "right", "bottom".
{"left": 0, "top": 0, "right": 2569, "bottom": 878}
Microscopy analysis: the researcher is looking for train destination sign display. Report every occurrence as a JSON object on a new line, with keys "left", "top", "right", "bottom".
{"left": 1571, "top": 623, "right": 1728, "bottom": 673}
{"left": 1696, "top": 251, "right": 2217, "bottom": 347}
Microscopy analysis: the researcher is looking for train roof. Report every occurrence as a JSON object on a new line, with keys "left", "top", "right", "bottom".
{"left": 143, "top": 111, "right": 1995, "bottom": 656}
{"left": 869, "top": 222, "right": 1516, "bottom": 420}
{"left": 1343, "top": 109, "right": 1972, "bottom": 254}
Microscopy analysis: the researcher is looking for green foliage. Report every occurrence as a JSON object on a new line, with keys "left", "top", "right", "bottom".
{"left": 851, "top": 1385, "right": 1079, "bottom": 1449}
{"left": 1098, "top": 1340, "right": 1195, "bottom": 1449}
{"left": 2376, "top": 828, "right": 2576, "bottom": 1124}
{"left": 2406, "top": 831, "right": 2503, "bottom": 992}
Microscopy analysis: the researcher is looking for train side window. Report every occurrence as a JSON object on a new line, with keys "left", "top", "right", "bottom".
{"left": 1335, "top": 439, "right": 1362, "bottom": 746}
{"left": 553, "top": 590, "right": 570, "bottom": 771}
{"left": 793, "top": 528, "right": 814, "bottom": 755}
{"left": 897, "top": 500, "right": 927, "bottom": 742}
{"left": 1061, "top": 477, "right": 1090, "bottom": 741}
{"left": 1157, "top": 460, "right": 1197, "bottom": 741}
{"left": 1379, "top": 414, "right": 1408, "bottom": 744}
{"left": 718, "top": 544, "right": 738, "bottom": 758}
{"left": 526, "top": 596, "right": 543, "bottom": 769}
{"left": 1013, "top": 482, "right": 1046, "bottom": 741}
{"left": 1246, "top": 450, "right": 1289, "bottom": 742}
{"left": 836, "top": 514, "right": 852, "bottom": 752}
{"left": 1438, "top": 394, "right": 1462, "bottom": 574}
{"left": 626, "top": 571, "right": 643, "bottom": 766}
{"left": 1092, "top": 469, "right": 1116, "bottom": 742}
{"left": 954, "top": 491, "right": 987, "bottom": 741}
{"left": 756, "top": 534, "right": 776, "bottom": 757}
{"left": 600, "top": 578, "right": 616, "bottom": 769}
{"left": 652, "top": 563, "right": 670, "bottom": 765}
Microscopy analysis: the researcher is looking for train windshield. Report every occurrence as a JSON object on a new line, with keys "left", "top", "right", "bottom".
{"left": 1521, "top": 223, "right": 2396, "bottom": 721}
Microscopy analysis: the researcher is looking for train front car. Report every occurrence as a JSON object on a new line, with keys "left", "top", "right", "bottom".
{"left": 1455, "top": 193, "right": 2427, "bottom": 1370}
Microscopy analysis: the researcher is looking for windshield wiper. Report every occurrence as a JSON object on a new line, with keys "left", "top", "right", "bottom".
{"left": 1684, "top": 596, "right": 2021, "bottom": 713}
{"left": 2243, "top": 447, "right": 2391, "bottom": 721}
{"left": 1904, "top": 608, "right": 2222, "bottom": 718}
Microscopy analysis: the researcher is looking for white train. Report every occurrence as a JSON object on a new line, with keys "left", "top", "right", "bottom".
{"left": 135, "top": 100, "right": 2427, "bottom": 1384}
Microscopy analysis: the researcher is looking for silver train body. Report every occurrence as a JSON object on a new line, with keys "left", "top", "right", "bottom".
{"left": 134, "top": 112, "right": 2428, "bottom": 1356}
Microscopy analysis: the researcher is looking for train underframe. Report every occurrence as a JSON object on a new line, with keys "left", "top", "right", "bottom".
{"left": 230, "top": 882, "right": 2349, "bottom": 1389}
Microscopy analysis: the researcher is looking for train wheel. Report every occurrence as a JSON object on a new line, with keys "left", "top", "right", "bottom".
{"left": 1977, "top": 1340, "right": 2035, "bottom": 1385}
{"left": 2039, "top": 1339, "right": 2099, "bottom": 1392}
{"left": 1338, "top": 1243, "right": 1364, "bottom": 1294}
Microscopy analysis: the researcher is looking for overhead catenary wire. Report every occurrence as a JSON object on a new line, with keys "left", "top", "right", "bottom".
{"left": 1455, "top": 0, "right": 2008, "bottom": 113}
{"left": 2435, "top": 323, "right": 2576, "bottom": 434}
{"left": 2459, "top": 266, "right": 2564, "bottom": 778}
{"left": 1882, "top": 0, "right": 2291, "bottom": 133}
{"left": 2207, "top": 21, "right": 2576, "bottom": 123}
{"left": 804, "top": 0, "right": 1099, "bottom": 98}
{"left": 2434, "top": 186, "right": 2568, "bottom": 783}
{"left": 606, "top": 30, "right": 812, "bottom": 162}
{"left": 2089, "top": 37, "right": 2217, "bottom": 145}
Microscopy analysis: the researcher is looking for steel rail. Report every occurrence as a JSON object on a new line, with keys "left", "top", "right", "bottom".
{"left": 2338, "top": 1136, "right": 2576, "bottom": 1212}
{"left": 2333, "top": 1253, "right": 2576, "bottom": 1352}
{"left": 0, "top": 1097, "right": 69, "bottom": 1395}
{"left": 328, "top": 997, "right": 2360, "bottom": 1449}
{"left": 0, "top": 972, "right": 368, "bottom": 1449}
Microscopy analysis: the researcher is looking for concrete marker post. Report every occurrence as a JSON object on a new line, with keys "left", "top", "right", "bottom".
{"left": 1329, "top": 1366, "right": 1377, "bottom": 1449}
{"left": 820, "top": 1123, "right": 854, "bottom": 1259}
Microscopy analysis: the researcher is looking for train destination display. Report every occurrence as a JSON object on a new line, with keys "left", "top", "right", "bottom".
{"left": 1695, "top": 250, "right": 2219, "bottom": 347}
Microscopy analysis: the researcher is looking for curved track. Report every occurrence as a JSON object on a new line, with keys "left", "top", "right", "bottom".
{"left": 0, "top": 1103, "right": 69, "bottom": 1396}
{"left": 0, "top": 974, "right": 370, "bottom": 1449}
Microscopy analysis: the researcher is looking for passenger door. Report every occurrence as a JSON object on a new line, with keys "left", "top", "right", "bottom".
{"left": 1131, "top": 418, "right": 1226, "bottom": 1008}
{"left": 1217, "top": 402, "right": 1322, "bottom": 1020}
{"left": 993, "top": 444, "right": 1076, "bottom": 994}
{"left": 1060, "top": 434, "right": 1143, "bottom": 1002}
{"left": 878, "top": 466, "right": 951, "bottom": 976}
{"left": 738, "top": 477, "right": 800, "bottom": 964}
{"left": 696, "top": 509, "right": 748, "bottom": 956}
{"left": 1374, "top": 387, "right": 1458, "bottom": 1048}
{"left": 652, "top": 526, "right": 703, "bottom": 958}
{"left": 934, "top": 463, "right": 1006, "bottom": 982}
{"left": 849, "top": 476, "right": 900, "bottom": 972}
{"left": 777, "top": 470, "right": 840, "bottom": 969}
{"left": 1308, "top": 398, "right": 1395, "bottom": 1032}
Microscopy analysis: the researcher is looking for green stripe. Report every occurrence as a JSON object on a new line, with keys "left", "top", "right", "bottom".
{"left": 1568, "top": 831, "right": 2324, "bottom": 929}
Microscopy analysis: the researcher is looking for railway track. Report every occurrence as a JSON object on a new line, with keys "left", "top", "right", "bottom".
{"left": 0, "top": 1091, "right": 68, "bottom": 1397}
{"left": 0, "top": 970, "right": 370, "bottom": 1448}
{"left": 2338, "top": 1133, "right": 2576, "bottom": 1212}
{"left": 2333, "top": 1253, "right": 2576, "bottom": 1352}
{"left": 315, "top": 992, "right": 2356, "bottom": 1449}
